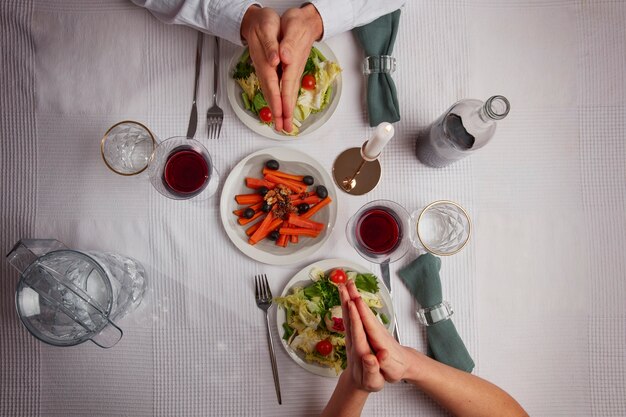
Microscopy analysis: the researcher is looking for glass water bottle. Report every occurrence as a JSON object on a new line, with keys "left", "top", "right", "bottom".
{"left": 416, "top": 95, "right": 510, "bottom": 167}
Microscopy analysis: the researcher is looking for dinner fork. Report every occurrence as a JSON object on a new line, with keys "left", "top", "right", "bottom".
{"left": 207, "top": 36, "right": 224, "bottom": 139}
{"left": 254, "top": 274, "right": 282, "bottom": 405}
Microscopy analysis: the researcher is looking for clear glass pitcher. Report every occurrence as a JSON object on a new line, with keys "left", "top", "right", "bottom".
{"left": 7, "top": 239, "right": 147, "bottom": 348}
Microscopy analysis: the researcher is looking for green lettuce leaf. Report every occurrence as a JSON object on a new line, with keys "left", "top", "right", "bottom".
{"left": 252, "top": 92, "right": 268, "bottom": 113}
{"left": 282, "top": 322, "right": 294, "bottom": 341}
{"left": 355, "top": 273, "right": 379, "bottom": 293}
{"left": 233, "top": 60, "right": 253, "bottom": 80}
{"left": 304, "top": 278, "right": 340, "bottom": 312}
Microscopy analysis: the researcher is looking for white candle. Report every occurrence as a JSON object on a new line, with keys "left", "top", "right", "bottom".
{"left": 362, "top": 122, "right": 394, "bottom": 160}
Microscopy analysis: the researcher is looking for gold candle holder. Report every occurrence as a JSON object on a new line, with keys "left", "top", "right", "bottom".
{"left": 333, "top": 123, "right": 394, "bottom": 195}
{"left": 332, "top": 141, "right": 382, "bottom": 195}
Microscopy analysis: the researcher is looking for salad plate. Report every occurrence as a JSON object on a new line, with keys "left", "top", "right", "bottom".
{"left": 226, "top": 42, "right": 342, "bottom": 141}
{"left": 219, "top": 147, "right": 337, "bottom": 265}
{"left": 276, "top": 259, "right": 395, "bottom": 378}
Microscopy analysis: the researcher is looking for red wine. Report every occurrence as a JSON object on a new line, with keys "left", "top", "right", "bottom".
{"left": 163, "top": 148, "right": 209, "bottom": 195}
{"left": 356, "top": 208, "right": 400, "bottom": 255}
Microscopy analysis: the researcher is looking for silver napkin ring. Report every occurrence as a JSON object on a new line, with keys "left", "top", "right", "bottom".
{"left": 416, "top": 301, "right": 453, "bottom": 326}
{"left": 363, "top": 55, "right": 396, "bottom": 75}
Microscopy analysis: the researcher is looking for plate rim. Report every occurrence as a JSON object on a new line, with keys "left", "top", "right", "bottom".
{"left": 276, "top": 258, "right": 396, "bottom": 378}
{"left": 226, "top": 41, "right": 342, "bottom": 141}
{"left": 219, "top": 147, "right": 338, "bottom": 265}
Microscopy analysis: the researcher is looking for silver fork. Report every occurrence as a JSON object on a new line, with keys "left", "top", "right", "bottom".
{"left": 207, "top": 36, "right": 224, "bottom": 139}
{"left": 254, "top": 274, "right": 282, "bottom": 405}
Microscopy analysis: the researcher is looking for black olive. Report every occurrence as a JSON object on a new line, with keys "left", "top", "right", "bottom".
{"left": 302, "top": 175, "right": 314, "bottom": 185}
{"left": 268, "top": 230, "right": 280, "bottom": 241}
{"left": 258, "top": 186, "right": 269, "bottom": 196}
{"left": 297, "top": 203, "right": 310, "bottom": 214}
{"left": 261, "top": 202, "right": 272, "bottom": 213}
{"left": 265, "top": 160, "right": 279, "bottom": 170}
{"left": 316, "top": 185, "right": 328, "bottom": 199}
{"left": 242, "top": 208, "right": 255, "bottom": 219}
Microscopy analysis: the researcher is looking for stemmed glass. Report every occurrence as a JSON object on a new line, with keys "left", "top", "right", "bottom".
{"left": 346, "top": 200, "right": 411, "bottom": 265}
{"left": 146, "top": 136, "right": 219, "bottom": 201}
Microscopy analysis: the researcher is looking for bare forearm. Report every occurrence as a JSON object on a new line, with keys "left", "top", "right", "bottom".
{"left": 320, "top": 372, "right": 370, "bottom": 417}
{"left": 403, "top": 348, "right": 528, "bottom": 417}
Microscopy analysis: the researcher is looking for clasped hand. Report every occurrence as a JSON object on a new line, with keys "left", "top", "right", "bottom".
{"left": 240, "top": 5, "right": 323, "bottom": 134}
{"left": 338, "top": 281, "right": 414, "bottom": 392}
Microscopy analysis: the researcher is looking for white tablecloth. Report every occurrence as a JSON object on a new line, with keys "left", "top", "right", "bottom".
{"left": 1, "top": 1, "right": 625, "bottom": 416}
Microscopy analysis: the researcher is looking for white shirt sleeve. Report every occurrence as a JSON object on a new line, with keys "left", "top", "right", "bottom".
{"left": 130, "top": 0, "right": 260, "bottom": 45}
{"left": 309, "top": 0, "right": 406, "bottom": 40}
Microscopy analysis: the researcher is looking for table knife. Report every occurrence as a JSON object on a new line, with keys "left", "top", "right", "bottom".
{"left": 381, "top": 260, "right": 401, "bottom": 344}
{"left": 186, "top": 31, "right": 203, "bottom": 139}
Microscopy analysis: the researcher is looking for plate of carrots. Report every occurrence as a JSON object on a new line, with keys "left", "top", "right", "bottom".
{"left": 220, "top": 147, "right": 337, "bottom": 265}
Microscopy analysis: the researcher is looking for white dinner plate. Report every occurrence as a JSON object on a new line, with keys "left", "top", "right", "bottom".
{"left": 276, "top": 258, "right": 396, "bottom": 378}
{"left": 219, "top": 147, "right": 338, "bottom": 265}
{"left": 226, "top": 42, "right": 342, "bottom": 141}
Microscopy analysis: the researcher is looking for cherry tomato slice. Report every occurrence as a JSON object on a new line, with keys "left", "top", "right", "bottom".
{"left": 316, "top": 339, "right": 333, "bottom": 356}
{"left": 301, "top": 74, "right": 316, "bottom": 90}
{"left": 329, "top": 269, "right": 347, "bottom": 285}
{"left": 259, "top": 107, "right": 272, "bottom": 123}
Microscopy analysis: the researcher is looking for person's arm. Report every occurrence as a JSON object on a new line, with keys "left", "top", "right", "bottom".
{"left": 402, "top": 350, "right": 529, "bottom": 417}
{"left": 309, "top": 0, "right": 406, "bottom": 40}
{"left": 129, "top": 0, "right": 259, "bottom": 46}
{"left": 320, "top": 370, "right": 371, "bottom": 417}
{"left": 344, "top": 281, "right": 529, "bottom": 417}
{"left": 131, "top": 0, "right": 285, "bottom": 132}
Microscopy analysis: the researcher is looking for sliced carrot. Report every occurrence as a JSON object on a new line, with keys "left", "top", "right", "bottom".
{"left": 237, "top": 210, "right": 264, "bottom": 225}
{"left": 291, "top": 195, "right": 322, "bottom": 206}
{"left": 263, "top": 173, "right": 307, "bottom": 193}
{"left": 248, "top": 211, "right": 274, "bottom": 245}
{"left": 277, "top": 233, "right": 288, "bottom": 247}
{"left": 268, "top": 218, "right": 283, "bottom": 231}
{"left": 290, "top": 234, "right": 298, "bottom": 244}
{"left": 264, "top": 177, "right": 304, "bottom": 194}
{"left": 249, "top": 218, "right": 282, "bottom": 237}
{"left": 262, "top": 167, "right": 304, "bottom": 182}
{"left": 235, "top": 194, "right": 263, "bottom": 205}
{"left": 276, "top": 221, "right": 290, "bottom": 247}
{"left": 245, "top": 219, "right": 263, "bottom": 236}
{"left": 248, "top": 214, "right": 286, "bottom": 245}
{"left": 301, "top": 196, "right": 332, "bottom": 220}
{"left": 289, "top": 191, "right": 316, "bottom": 200}
{"left": 278, "top": 227, "right": 321, "bottom": 237}
{"left": 233, "top": 202, "right": 263, "bottom": 217}
{"left": 245, "top": 177, "right": 276, "bottom": 190}
{"left": 287, "top": 213, "right": 324, "bottom": 231}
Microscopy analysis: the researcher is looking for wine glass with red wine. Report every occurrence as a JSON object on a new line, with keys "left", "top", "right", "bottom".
{"left": 346, "top": 200, "right": 411, "bottom": 265}
{"left": 147, "top": 136, "right": 219, "bottom": 200}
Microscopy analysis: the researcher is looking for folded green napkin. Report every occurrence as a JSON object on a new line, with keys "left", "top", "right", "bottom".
{"left": 353, "top": 10, "right": 401, "bottom": 126}
{"left": 398, "top": 253, "right": 475, "bottom": 372}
